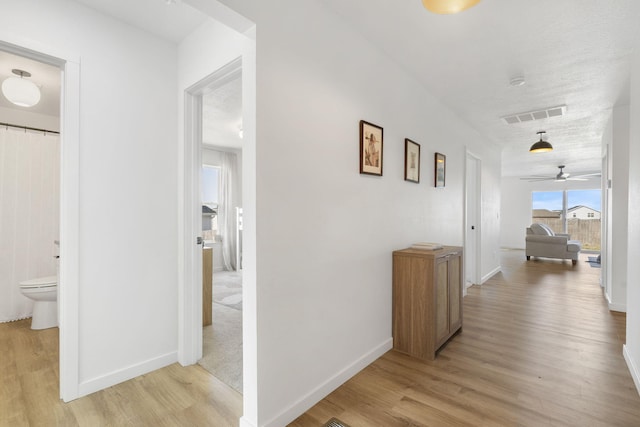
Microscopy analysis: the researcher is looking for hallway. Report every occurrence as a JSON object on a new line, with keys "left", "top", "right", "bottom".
{"left": 291, "top": 250, "right": 640, "bottom": 426}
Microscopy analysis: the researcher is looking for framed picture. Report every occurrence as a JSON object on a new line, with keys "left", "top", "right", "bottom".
{"left": 435, "top": 152, "right": 446, "bottom": 188}
{"left": 404, "top": 139, "right": 420, "bottom": 183}
{"left": 359, "top": 120, "right": 383, "bottom": 176}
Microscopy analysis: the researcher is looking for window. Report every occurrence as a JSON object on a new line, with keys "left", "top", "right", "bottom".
{"left": 202, "top": 165, "right": 220, "bottom": 241}
{"left": 532, "top": 189, "right": 601, "bottom": 251}
{"left": 531, "top": 191, "right": 563, "bottom": 234}
{"left": 202, "top": 165, "right": 220, "bottom": 206}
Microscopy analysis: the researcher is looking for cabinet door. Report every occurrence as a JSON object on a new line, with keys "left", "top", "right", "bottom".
{"left": 435, "top": 256, "right": 449, "bottom": 345}
{"left": 449, "top": 253, "right": 462, "bottom": 332}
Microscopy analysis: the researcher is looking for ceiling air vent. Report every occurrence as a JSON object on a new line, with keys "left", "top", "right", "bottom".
{"left": 502, "top": 105, "right": 567, "bottom": 125}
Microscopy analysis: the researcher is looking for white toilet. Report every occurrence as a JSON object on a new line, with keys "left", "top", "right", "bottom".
{"left": 19, "top": 275, "right": 58, "bottom": 330}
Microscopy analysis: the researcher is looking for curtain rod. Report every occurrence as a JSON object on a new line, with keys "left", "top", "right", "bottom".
{"left": 0, "top": 121, "right": 60, "bottom": 135}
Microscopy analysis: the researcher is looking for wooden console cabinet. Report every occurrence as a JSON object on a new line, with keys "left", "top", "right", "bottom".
{"left": 203, "top": 247, "right": 213, "bottom": 326}
{"left": 392, "top": 246, "right": 463, "bottom": 360}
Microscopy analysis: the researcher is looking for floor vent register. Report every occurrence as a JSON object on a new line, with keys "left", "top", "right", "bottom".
{"left": 322, "top": 418, "right": 350, "bottom": 427}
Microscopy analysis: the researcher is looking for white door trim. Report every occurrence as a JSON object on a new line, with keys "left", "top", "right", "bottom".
{"left": 179, "top": 58, "right": 243, "bottom": 365}
{"left": 465, "top": 150, "right": 482, "bottom": 290}
{"left": 0, "top": 38, "right": 82, "bottom": 402}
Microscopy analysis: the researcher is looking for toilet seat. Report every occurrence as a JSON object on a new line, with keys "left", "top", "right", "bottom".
{"left": 20, "top": 275, "right": 57, "bottom": 289}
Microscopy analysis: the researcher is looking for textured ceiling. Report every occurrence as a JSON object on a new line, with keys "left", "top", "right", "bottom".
{"left": 319, "top": 0, "right": 640, "bottom": 178}
{"left": 202, "top": 75, "right": 243, "bottom": 149}
{"left": 4, "top": 0, "right": 640, "bottom": 177}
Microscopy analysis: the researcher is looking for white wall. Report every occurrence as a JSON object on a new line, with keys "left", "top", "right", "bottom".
{"left": 212, "top": 1, "right": 501, "bottom": 425}
{"left": 0, "top": 106, "right": 60, "bottom": 133}
{"left": 480, "top": 150, "right": 502, "bottom": 281}
{"left": 610, "top": 105, "right": 630, "bottom": 312}
{"left": 625, "top": 49, "right": 640, "bottom": 395}
{"left": 1, "top": 0, "right": 180, "bottom": 395}
{"left": 501, "top": 177, "right": 603, "bottom": 249}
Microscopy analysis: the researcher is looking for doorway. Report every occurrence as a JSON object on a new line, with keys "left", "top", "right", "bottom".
{"left": 0, "top": 39, "right": 81, "bottom": 401}
{"left": 184, "top": 58, "right": 244, "bottom": 393}
{"left": 0, "top": 50, "right": 61, "bottom": 325}
{"left": 465, "top": 151, "right": 481, "bottom": 290}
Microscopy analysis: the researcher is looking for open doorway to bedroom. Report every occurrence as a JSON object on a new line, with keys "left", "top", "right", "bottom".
{"left": 197, "top": 64, "right": 244, "bottom": 394}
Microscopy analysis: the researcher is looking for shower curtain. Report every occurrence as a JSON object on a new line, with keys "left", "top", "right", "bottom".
{"left": 0, "top": 128, "right": 60, "bottom": 322}
{"left": 220, "top": 151, "right": 239, "bottom": 271}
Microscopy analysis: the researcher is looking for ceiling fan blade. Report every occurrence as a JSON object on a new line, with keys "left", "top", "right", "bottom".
{"left": 572, "top": 172, "right": 601, "bottom": 178}
{"left": 523, "top": 177, "right": 555, "bottom": 182}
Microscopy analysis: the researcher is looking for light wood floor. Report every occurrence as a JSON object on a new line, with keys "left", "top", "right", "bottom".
{"left": 0, "top": 319, "right": 242, "bottom": 426}
{"left": 290, "top": 250, "right": 640, "bottom": 426}
{"left": 3, "top": 251, "right": 639, "bottom": 426}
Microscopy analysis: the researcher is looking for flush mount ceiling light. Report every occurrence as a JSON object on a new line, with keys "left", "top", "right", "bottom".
{"left": 529, "top": 131, "right": 553, "bottom": 153}
{"left": 1, "top": 69, "right": 41, "bottom": 107}
{"left": 422, "top": 0, "right": 481, "bottom": 14}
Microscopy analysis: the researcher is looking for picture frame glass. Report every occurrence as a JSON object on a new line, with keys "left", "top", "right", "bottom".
{"left": 360, "top": 121, "right": 383, "bottom": 176}
{"left": 405, "top": 139, "right": 420, "bottom": 183}
{"left": 435, "top": 152, "right": 446, "bottom": 187}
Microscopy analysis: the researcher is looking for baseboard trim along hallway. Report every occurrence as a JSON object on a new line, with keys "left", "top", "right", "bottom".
{"left": 78, "top": 351, "right": 177, "bottom": 397}
{"left": 264, "top": 338, "right": 393, "bottom": 427}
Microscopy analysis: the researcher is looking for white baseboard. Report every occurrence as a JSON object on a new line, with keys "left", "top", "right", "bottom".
{"left": 262, "top": 338, "right": 393, "bottom": 427}
{"left": 481, "top": 266, "right": 501, "bottom": 284}
{"left": 78, "top": 351, "right": 177, "bottom": 397}
{"left": 239, "top": 417, "right": 256, "bottom": 427}
{"left": 623, "top": 345, "right": 640, "bottom": 395}
{"left": 609, "top": 303, "right": 627, "bottom": 313}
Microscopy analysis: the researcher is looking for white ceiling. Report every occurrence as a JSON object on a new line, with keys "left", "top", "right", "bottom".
{"left": 4, "top": 1, "right": 640, "bottom": 178}
{"left": 319, "top": 0, "right": 640, "bottom": 179}
{"left": 202, "top": 75, "right": 243, "bottom": 149}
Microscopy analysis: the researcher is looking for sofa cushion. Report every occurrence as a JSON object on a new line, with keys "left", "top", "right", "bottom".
{"left": 539, "top": 223, "right": 555, "bottom": 236}
{"left": 567, "top": 240, "right": 581, "bottom": 253}
{"left": 530, "top": 223, "right": 554, "bottom": 236}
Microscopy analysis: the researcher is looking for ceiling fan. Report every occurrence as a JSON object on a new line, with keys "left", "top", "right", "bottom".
{"left": 521, "top": 165, "right": 601, "bottom": 182}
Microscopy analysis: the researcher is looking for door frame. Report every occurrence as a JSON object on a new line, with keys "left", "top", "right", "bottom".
{"left": 0, "top": 38, "right": 82, "bottom": 401}
{"left": 464, "top": 150, "right": 481, "bottom": 291}
{"left": 179, "top": 58, "right": 242, "bottom": 365}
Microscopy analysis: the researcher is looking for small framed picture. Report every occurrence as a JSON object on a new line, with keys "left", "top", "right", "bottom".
{"left": 359, "top": 120, "right": 383, "bottom": 176}
{"left": 404, "top": 139, "right": 420, "bottom": 183}
{"left": 435, "top": 152, "right": 446, "bottom": 188}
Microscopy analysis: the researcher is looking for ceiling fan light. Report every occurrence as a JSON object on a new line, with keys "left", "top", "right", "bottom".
{"left": 422, "top": 0, "right": 481, "bottom": 14}
{"left": 2, "top": 76, "right": 41, "bottom": 107}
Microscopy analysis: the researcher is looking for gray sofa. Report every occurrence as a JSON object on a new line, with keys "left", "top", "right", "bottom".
{"left": 525, "top": 223, "right": 581, "bottom": 265}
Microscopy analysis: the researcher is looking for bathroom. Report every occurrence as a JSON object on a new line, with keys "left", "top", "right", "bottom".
{"left": 0, "top": 50, "right": 61, "bottom": 330}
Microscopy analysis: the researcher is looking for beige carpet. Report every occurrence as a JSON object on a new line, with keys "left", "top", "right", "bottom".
{"left": 199, "top": 271, "right": 243, "bottom": 393}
